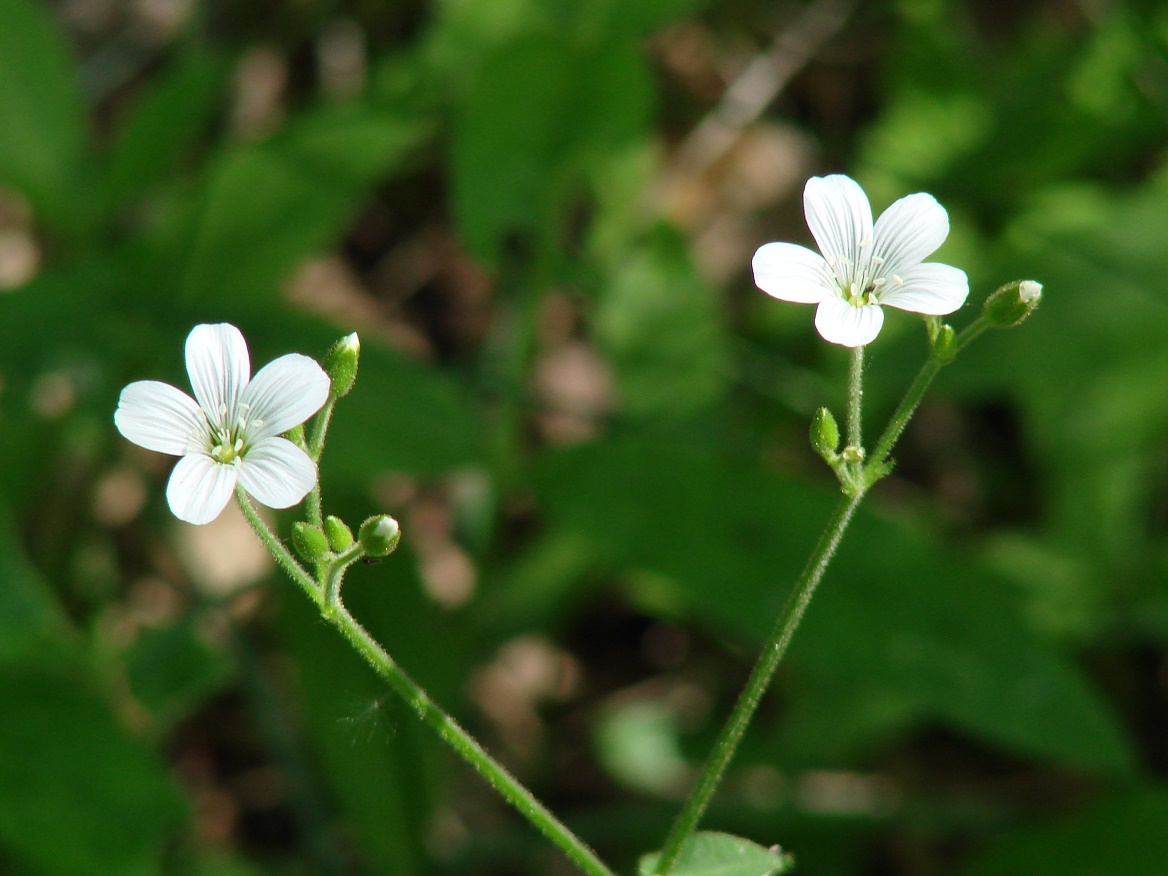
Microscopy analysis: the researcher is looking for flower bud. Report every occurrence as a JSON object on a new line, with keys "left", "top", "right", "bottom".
{"left": 324, "top": 515, "right": 355, "bottom": 551}
{"left": 292, "top": 522, "right": 331, "bottom": 563}
{"left": 931, "top": 324, "right": 957, "bottom": 363}
{"left": 324, "top": 333, "right": 360, "bottom": 399}
{"left": 358, "top": 514, "right": 401, "bottom": 558}
{"left": 810, "top": 407, "right": 840, "bottom": 460}
{"left": 982, "top": 280, "right": 1042, "bottom": 328}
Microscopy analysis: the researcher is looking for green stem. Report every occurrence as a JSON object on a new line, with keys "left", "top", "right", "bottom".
{"left": 846, "top": 344, "right": 864, "bottom": 450}
{"left": 304, "top": 399, "right": 337, "bottom": 529}
{"left": 235, "top": 488, "right": 321, "bottom": 607}
{"left": 868, "top": 318, "right": 980, "bottom": 474}
{"left": 236, "top": 491, "right": 613, "bottom": 876}
{"left": 655, "top": 490, "right": 865, "bottom": 875}
{"left": 324, "top": 597, "right": 616, "bottom": 876}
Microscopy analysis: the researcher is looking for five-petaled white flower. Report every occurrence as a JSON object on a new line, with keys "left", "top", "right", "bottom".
{"left": 115, "top": 323, "right": 331, "bottom": 525}
{"left": 752, "top": 174, "right": 969, "bottom": 347}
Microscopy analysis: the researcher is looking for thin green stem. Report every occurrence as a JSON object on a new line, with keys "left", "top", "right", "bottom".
{"left": 304, "top": 399, "right": 337, "bottom": 529}
{"left": 655, "top": 491, "right": 865, "bottom": 875}
{"left": 325, "top": 597, "right": 616, "bottom": 876}
{"left": 846, "top": 345, "right": 864, "bottom": 450}
{"left": 321, "top": 544, "right": 364, "bottom": 611}
{"left": 867, "top": 317, "right": 984, "bottom": 475}
{"left": 235, "top": 488, "right": 321, "bottom": 606}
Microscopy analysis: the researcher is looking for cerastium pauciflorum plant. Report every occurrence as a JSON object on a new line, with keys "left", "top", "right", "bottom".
{"left": 114, "top": 175, "right": 1040, "bottom": 876}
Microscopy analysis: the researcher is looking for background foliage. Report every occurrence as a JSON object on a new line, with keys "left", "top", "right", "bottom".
{"left": 1, "top": 0, "right": 1167, "bottom": 873}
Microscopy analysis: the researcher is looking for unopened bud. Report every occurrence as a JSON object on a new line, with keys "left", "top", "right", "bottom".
{"left": 324, "top": 332, "right": 360, "bottom": 398}
{"left": 358, "top": 514, "right": 401, "bottom": 558}
{"left": 291, "top": 522, "right": 331, "bottom": 563}
{"left": 932, "top": 324, "right": 957, "bottom": 363}
{"left": 810, "top": 407, "right": 840, "bottom": 459}
{"left": 324, "top": 515, "right": 354, "bottom": 551}
{"left": 983, "top": 280, "right": 1042, "bottom": 328}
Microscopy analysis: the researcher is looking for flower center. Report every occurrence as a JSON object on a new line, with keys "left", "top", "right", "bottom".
{"left": 210, "top": 427, "right": 246, "bottom": 464}
{"left": 832, "top": 251, "right": 904, "bottom": 308}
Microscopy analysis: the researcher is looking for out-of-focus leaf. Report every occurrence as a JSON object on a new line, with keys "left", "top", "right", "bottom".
{"left": 535, "top": 437, "right": 1136, "bottom": 774}
{"left": 126, "top": 618, "right": 232, "bottom": 724}
{"left": 0, "top": 0, "right": 88, "bottom": 233}
{"left": 275, "top": 549, "right": 462, "bottom": 876}
{"left": 596, "top": 700, "right": 687, "bottom": 796}
{"left": 172, "top": 103, "right": 427, "bottom": 306}
{"left": 638, "top": 831, "right": 795, "bottom": 876}
{"left": 451, "top": 33, "right": 651, "bottom": 260}
{"left": 103, "top": 51, "right": 226, "bottom": 212}
{"left": 0, "top": 503, "right": 71, "bottom": 664}
{"left": 959, "top": 787, "right": 1168, "bottom": 876}
{"left": 0, "top": 667, "right": 184, "bottom": 876}
{"left": 596, "top": 227, "right": 729, "bottom": 419}
{"left": 324, "top": 342, "right": 485, "bottom": 477}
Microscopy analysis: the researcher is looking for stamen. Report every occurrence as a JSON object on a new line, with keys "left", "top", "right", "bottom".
{"left": 252, "top": 419, "right": 264, "bottom": 428}
{"left": 871, "top": 255, "right": 885, "bottom": 265}
{"left": 892, "top": 274, "right": 904, "bottom": 285}
{"left": 233, "top": 438, "right": 243, "bottom": 453}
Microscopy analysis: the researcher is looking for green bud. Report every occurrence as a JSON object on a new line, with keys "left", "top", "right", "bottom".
{"left": 931, "top": 324, "right": 957, "bottom": 363}
{"left": 358, "top": 514, "right": 401, "bottom": 558}
{"left": 291, "top": 522, "right": 331, "bottom": 563}
{"left": 324, "top": 515, "right": 355, "bottom": 551}
{"left": 982, "top": 280, "right": 1042, "bottom": 328}
{"left": 810, "top": 407, "right": 840, "bottom": 459}
{"left": 324, "top": 332, "right": 360, "bottom": 398}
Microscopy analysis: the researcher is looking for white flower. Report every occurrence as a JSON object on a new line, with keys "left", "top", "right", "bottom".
{"left": 115, "top": 324, "right": 331, "bottom": 525}
{"left": 752, "top": 174, "right": 969, "bottom": 347}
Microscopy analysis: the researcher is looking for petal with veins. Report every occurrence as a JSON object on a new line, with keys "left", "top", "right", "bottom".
{"left": 185, "top": 324, "right": 250, "bottom": 429}
{"left": 115, "top": 381, "right": 205, "bottom": 455}
{"left": 166, "top": 453, "right": 237, "bottom": 525}
{"left": 237, "top": 438, "right": 317, "bottom": 509}
{"left": 879, "top": 263, "right": 969, "bottom": 315}
{"left": 804, "top": 175, "right": 873, "bottom": 276}
{"left": 752, "top": 242, "right": 832, "bottom": 304}
{"left": 814, "top": 296, "right": 884, "bottom": 347}
{"left": 241, "top": 353, "right": 331, "bottom": 440}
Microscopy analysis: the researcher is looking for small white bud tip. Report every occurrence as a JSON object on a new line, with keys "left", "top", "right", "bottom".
{"left": 1019, "top": 280, "right": 1042, "bottom": 304}
{"left": 342, "top": 332, "right": 360, "bottom": 352}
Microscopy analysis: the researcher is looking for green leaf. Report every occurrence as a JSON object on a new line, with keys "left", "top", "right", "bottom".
{"left": 535, "top": 437, "right": 1135, "bottom": 774}
{"left": 638, "top": 831, "right": 794, "bottom": 876}
{"left": 0, "top": 667, "right": 184, "bottom": 876}
{"left": 0, "top": 503, "right": 71, "bottom": 664}
{"left": 173, "top": 102, "right": 427, "bottom": 306}
{"left": 103, "top": 50, "right": 225, "bottom": 212}
{"left": 324, "top": 342, "right": 485, "bottom": 477}
{"left": 451, "top": 33, "right": 651, "bottom": 260}
{"left": 596, "top": 226, "right": 729, "bottom": 419}
{"left": 126, "top": 618, "right": 232, "bottom": 725}
{"left": 959, "top": 787, "right": 1168, "bottom": 876}
{"left": 0, "top": 0, "right": 88, "bottom": 233}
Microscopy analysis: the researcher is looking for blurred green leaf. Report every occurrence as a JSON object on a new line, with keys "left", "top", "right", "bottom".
{"left": 959, "top": 787, "right": 1168, "bottom": 876}
{"left": 126, "top": 618, "right": 232, "bottom": 724}
{"left": 452, "top": 33, "right": 651, "bottom": 260}
{"left": 638, "top": 831, "right": 794, "bottom": 876}
{"left": 173, "top": 102, "right": 427, "bottom": 306}
{"left": 536, "top": 437, "right": 1135, "bottom": 774}
{"left": 0, "top": 667, "right": 184, "bottom": 876}
{"left": 596, "top": 700, "right": 687, "bottom": 796}
{"left": 325, "top": 342, "right": 485, "bottom": 477}
{"left": 596, "top": 226, "right": 730, "bottom": 419}
{"left": 0, "top": 0, "right": 88, "bottom": 234}
{"left": 0, "top": 504, "right": 71, "bottom": 664}
{"left": 102, "top": 50, "right": 226, "bottom": 213}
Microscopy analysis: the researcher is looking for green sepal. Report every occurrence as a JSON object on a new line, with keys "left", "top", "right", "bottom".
{"left": 291, "top": 522, "right": 331, "bottom": 563}
{"left": 358, "top": 515, "right": 401, "bottom": 558}
{"left": 323, "top": 515, "right": 355, "bottom": 551}
{"left": 810, "top": 407, "right": 840, "bottom": 460}
{"left": 983, "top": 279, "right": 1042, "bottom": 328}
{"left": 323, "top": 332, "right": 360, "bottom": 399}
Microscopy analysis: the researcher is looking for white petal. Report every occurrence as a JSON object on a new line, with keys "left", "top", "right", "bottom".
{"left": 872, "top": 192, "right": 949, "bottom": 276}
{"left": 115, "top": 381, "right": 206, "bottom": 456}
{"left": 804, "top": 175, "right": 873, "bottom": 271}
{"left": 239, "top": 353, "right": 331, "bottom": 440}
{"left": 185, "top": 324, "right": 250, "bottom": 429}
{"left": 166, "top": 453, "right": 237, "bottom": 525}
{"left": 879, "top": 263, "right": 969, "bottom": 315}
{"left": 752, "top": 242, "right": 832, "bottom": 303}
{"left": 237, "top": 438, "right": 317, "bottom": 509}
{"left": 814, "top": 296, "right": 884, "bottom": 347}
